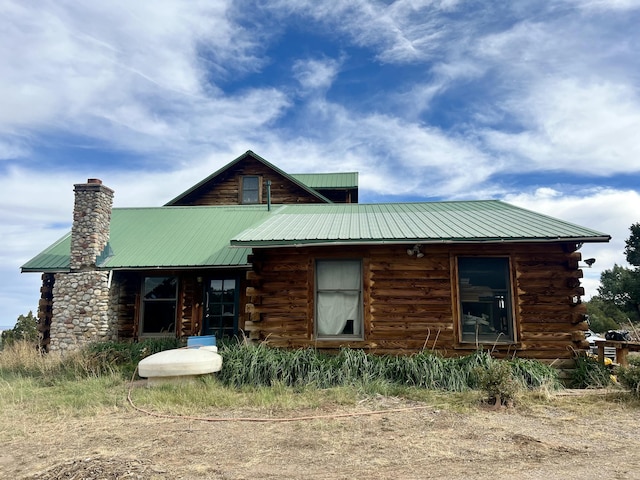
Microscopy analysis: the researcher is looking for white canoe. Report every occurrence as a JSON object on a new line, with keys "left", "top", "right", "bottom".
{"left": 138, "top": 347, "right": 222, "bottom": 380}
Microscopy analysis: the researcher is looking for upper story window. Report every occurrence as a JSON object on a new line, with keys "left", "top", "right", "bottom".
{"left": 241, "top": 176, "right": 261, "bottom": 204}
{"left": 315, "top": 259, "right": 363, "bottom": 339}
{"left": 141, "top": 276, "right": 177, "bottom": 336}
{"left": 457, "top": 257, "right": 515, "bottom": 344}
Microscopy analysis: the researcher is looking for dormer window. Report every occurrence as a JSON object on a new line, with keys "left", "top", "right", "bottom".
{"left": 241, "top": 176, "right": 261, "bottom": 204}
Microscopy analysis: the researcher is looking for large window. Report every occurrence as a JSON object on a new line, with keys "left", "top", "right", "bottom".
{"left": 458, "top": 257, "right": 514, "bottom": 343}
{"left": 204, "top": 278, "right": 238, "bottom": 339}
{"left": 316, "top": 259, "right": 363, "bottom": 339}
{"left": 141, "top": 276, "right": 177, "bottom": 335}
{"left": 241, "top": 176, "right": 260, "bottom": 204}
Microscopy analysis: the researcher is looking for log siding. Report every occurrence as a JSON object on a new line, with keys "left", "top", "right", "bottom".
{"left": 244, "top": 243, "right": 587, "bottom": 365}
{"left": 170, "top": 157, "right": 326, "bottom": 206}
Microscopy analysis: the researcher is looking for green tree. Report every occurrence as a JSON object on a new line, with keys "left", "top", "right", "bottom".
{"left": 625, "top": 223, "right": 640, "bottom": 267}
{"left": 585, "top": 296, "right": 624, "bottom": 333}
{"left": 1, "top": 311, "right": 39, "bottom": 347}
{"left": 596, "top": 224, "right": 640, "bottom": 324}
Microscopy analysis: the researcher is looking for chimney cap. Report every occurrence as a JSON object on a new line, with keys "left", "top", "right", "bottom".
{"left": 87, "top": 178, "right": 102, "bottom": 185}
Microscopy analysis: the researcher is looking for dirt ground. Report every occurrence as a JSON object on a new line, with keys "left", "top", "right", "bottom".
{"left": 2, "top": 388, "right": 640, "bottom": 480}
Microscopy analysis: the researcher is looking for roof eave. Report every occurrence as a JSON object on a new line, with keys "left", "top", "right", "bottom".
{"left": 20, "top": 267, "right": 70, "bottom": 273}
{"left": 230, "top": 235, "right": 612, "bottom": 248}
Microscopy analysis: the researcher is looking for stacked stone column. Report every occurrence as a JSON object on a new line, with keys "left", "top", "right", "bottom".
{"left": 50, "top": 179, "right": 118, "bottom": 352}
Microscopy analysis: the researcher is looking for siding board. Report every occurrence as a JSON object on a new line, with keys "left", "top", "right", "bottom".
{"left": 244, "top": 242, "right": 587, "bottom": 364}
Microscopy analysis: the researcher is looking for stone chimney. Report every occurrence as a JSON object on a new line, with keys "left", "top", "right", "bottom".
{"left": 49, "top": 179, "right": 117, "bottom": 352}
{"left": 71, "top": 179, "right": 114, "bottom": 271}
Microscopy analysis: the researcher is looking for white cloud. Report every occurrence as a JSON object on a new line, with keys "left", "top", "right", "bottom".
{"left": 504, "top": 188, "right": 640, "bottom": 298}
{"left": 0, "top": 1, "right": 277, "bottom": 160}
{"left": 483, "top": 79, "right": 640, "bottom": 174}
{"left": 561, "top": 0, "right": 640, "bottom": 11}
{"left": 264, "top": 0, "right": 456, "bottom": 64}
{"left": 292, "top": 58, "right": 341, "bottom": 93}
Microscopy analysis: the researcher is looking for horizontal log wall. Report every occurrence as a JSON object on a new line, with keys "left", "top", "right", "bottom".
{"left": 113, "top": 272, "right": 140, "bottom": 340}
{"left": 244, "top": 243, "right": 588, "bottom": 364}
{"left": 172, "top": 157, "right": 325, "bottom": 206}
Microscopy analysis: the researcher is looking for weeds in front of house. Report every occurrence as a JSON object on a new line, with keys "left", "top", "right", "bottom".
{"left": 0, "top": 338, "right": 181, "bottom": 383}
{"left": 216, "top": 342, "right": 559, "bottom": 394}
{"left": 570, "top": 355, "right": 613, "bottom": 389}
{"left": 2, "top": 338, "right": 617, "bottom": 418}
{"left": 474, "top": 359, "right": 519, "bottom": 406}
{"left": 617, "top": 356, "right": 640, "bottom": 396}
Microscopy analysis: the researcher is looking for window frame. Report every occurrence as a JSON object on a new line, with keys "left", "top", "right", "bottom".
{"left": 240, "top": 175, "right": 262, "bottom": 204}
{"left": 140, "top": 276, "right": 178, "bottom": 337}
{"left": 314, "top": 258, "right": 364, "bottom": 340}
{"left": 455, "top": 256, "right": 517, "bottom": 345}
{"left": 202, "top": 276, "right": 240, "bottom": 339}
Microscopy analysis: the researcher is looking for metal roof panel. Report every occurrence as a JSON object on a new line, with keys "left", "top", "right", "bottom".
{"left": 231, "top": 201, "right": 611, "bottom": 246}
{"left": 22, "top": 200, "right": 610, "bottom": 273}
{"left": 291, "top": 172, "right": 358, "bottom": 189}
{"left": 21, "top": 205, "right": 275, "bottom": 272}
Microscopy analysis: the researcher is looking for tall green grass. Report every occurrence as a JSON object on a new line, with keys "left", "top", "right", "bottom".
{"left": 1, "top": 339, "right": 561, "bottom": 393}
{"left": 217, "top": 342, "right": 560, "bottom": 392}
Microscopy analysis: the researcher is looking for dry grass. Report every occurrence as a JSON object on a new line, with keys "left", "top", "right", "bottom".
{"left": 3, "top": 387, "right": 640, "bottom": 479}
{"left": 3, "top": 342, "right": 640, "bottom": 479}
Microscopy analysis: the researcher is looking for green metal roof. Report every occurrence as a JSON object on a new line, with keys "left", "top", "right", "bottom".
{"left": 21, "top": 205, "right": 274, "bottom": 272}
{"left": 291, "top": 172, "right": 358, "bottom": 189}
{"left": 22, "top": 200, "right": 610, "bottom": 273}
{"left": 230, "top": 201, "right": 611, "bottom": 247}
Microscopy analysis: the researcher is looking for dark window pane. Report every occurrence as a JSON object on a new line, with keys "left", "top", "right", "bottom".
{"left": 209, "top": 279, "right": 223, "bottom": 292}
{"left": 223, "top": 279, "right": 235, "bottom": 302}
{"left": 204, "top": 277, "right": 238, "bottom": 338}
{"left": 144, "top": 277, "right": 177, "bottom": 299}
{"left": 243, "top": 177, "right": 259, "bottom": 189}
{"left": 458, "top": 257, "right": 513, "bottom": 343}
{"left": 142, "top": 301, "right": 176, "bottom": 334}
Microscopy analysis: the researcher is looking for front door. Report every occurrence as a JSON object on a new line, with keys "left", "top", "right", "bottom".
{"left": 203, "top": 277, "right": 238, "bottom": 339}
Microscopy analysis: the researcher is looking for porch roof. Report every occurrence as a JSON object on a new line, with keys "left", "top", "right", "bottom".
{"left": 21, "top": 205, "right": 273, "bottom": 272}
{"left": 230, "top": 201, "right": 611, "bottom": 247}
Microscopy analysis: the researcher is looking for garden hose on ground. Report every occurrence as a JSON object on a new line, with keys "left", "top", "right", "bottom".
{"left": 127, "top": 367, "right": 434, "bottom": 423}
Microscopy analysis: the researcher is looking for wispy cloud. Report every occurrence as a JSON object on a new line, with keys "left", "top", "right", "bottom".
{"left": 483, "top": 79, "right": 640, "bottom": 174}
{"left": 293, "top": 57, "right": 342, "bottom": 94}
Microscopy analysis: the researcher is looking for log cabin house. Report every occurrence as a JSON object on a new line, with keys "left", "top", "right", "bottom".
{"left": 22, "top": 151, "right": 610, "bottom": 368}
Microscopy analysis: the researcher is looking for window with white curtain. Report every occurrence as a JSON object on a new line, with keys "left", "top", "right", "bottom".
{"left": 241, "top": 176, "right": 260, "bottom": 204}
{"left": 315, "top": 259, "right": 363, "bottom": 338}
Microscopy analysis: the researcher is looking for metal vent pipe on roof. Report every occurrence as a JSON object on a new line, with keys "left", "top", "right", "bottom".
{"left": 267, "top": 180, "right": 272, "bottom": 211}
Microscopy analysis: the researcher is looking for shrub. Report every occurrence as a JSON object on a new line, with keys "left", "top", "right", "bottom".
{"left": 617, "top": 357, "right": 640, "bottom": 396}
{"left": 474, "top": 359, "right": 520, "bottom": 407}
{"left": 570, "top": 355, "right": 612, "bottom": 389}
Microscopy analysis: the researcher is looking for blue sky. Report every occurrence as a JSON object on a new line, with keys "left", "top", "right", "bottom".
{"left": 1, "top": 0, "right": 640, "bottom": 328}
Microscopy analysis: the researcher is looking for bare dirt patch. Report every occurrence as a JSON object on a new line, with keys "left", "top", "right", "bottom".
{"left": 3, "top": 391, "right": 640, "bottom": 480}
